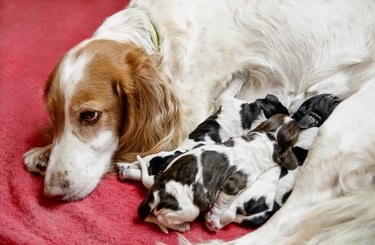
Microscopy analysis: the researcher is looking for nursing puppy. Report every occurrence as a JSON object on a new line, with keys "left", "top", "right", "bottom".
{"left": 118, "top": 73, "right": 289, "bottom": 187}
{"left": 205, "top": 94, "right": 341, "bottom": 231}
{"left": 137, "top": 114, "right": 299, "bottom": 233}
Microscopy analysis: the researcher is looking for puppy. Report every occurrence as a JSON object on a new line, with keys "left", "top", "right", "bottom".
{"left": 137, "top": 114, "right": 299, "bottom": 233}
{"left": 205, "top": 94, "right": 341, "bottom": 231}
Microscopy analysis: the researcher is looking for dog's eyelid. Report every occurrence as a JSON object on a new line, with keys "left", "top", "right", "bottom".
{"left": 79, "top": 110, "right": 102, "bottom": 123}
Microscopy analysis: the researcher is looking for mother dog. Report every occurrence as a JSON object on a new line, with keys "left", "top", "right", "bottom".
{"left": 23, "top": 0, "right": 375, "bottom": 241}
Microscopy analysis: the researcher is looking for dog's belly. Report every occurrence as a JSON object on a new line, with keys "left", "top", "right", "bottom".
{"left": 151, "top": 0, "right": 375, "bottom": 124}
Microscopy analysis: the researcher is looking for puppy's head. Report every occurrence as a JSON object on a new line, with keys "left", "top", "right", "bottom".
{"left": 43, "top": 40, "right": 182, "bottom": 200}
{"left": 292, "top": 94, "right": 340, "bottom": 129}
{"left": 252, "top": 114, "right": 300, "bottom": 170}
{"left": 138, "top": 154, "right": 203, "bottom": 233}
{"left": 138, "top": 182, "right": 199, "bottom": 233}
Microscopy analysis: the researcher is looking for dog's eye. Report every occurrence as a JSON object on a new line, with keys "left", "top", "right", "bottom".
{"left": 80, "top": 111, "right": 100, "bottom": 123}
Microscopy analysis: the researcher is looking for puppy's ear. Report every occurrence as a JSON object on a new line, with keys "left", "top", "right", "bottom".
{"left": 138, "top": 191, "right": 157, "bottom": 221}
{"left": 113, "top": 44, "right": 183, "bottom": 162}
{"left": 222, "top": 171, "right": 248, "bottom": 195}
{"left": 193, "top": 184, "right": 212, "bottom": 212}
{"left": 279, "top": 150, "right": 299, "bottom": 170}
{"left": 274, "top": 118, "right": 300, "bottom": 170}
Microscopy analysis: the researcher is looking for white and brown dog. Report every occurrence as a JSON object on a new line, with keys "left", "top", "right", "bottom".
{"left": 23, "top": 0, "right": 375, "bottom": 243}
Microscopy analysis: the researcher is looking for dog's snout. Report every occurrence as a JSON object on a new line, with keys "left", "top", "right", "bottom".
{"left": 44, "top": 171, "right": 70, "bottom": 198}
{"left": 43, "top": 185, "right": 65, "bottom": 198}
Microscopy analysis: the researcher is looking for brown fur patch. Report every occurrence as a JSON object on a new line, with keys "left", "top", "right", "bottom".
{"left": 252, "top": 114, "right": 300, "bottom": 169}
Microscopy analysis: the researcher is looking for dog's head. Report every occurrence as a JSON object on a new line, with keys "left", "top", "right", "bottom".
{"left": 252, "top": 114, "right": 300, "bottom": 170}
{"left": 292, "top": 94, "right": 341, "bottom": 129}
{"left": 43, "top": 40, "right": 182, "bottom": 200}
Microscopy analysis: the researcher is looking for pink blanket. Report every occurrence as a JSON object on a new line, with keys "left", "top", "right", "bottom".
{"left": 0, "top": 0, "right": 251, "bottom": 244}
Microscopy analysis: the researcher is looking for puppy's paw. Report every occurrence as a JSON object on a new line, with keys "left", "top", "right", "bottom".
{"left": 23, "top": 145, "right": 51, "bottom": 175}
{"left": 117, "top": 162, "right": 141, "bottom": 181}
{"left": 204, "top": 209, "right": 224, "bottom": 232}
{"left": 171, "top": 222, "right": 190, "bottom": 233}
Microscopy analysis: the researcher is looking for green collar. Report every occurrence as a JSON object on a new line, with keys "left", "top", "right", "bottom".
{"left": 148, "top": 20, "right": 160, "bottom": 53}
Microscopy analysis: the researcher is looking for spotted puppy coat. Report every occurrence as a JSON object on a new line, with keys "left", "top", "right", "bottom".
{"left": 118, "top": 73, "right": 289, "bottom": 188}
{"left": 137, "top": 114, "right": 300, "bottom": 233}
{"left": 205, "top": 94, "right": 341, "bottom": 231}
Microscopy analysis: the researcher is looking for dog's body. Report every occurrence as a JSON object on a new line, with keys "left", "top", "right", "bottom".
{"left": 23, "top": 0, "right": 375, "bottom": 243}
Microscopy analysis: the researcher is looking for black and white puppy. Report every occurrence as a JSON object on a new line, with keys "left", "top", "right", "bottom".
{"left": 118, "top": 73, "right": 289, "bottom": 188}
{"left": 205, "top": 94, "right": 341, "bottom": 231}
{"left": 137, "top": 114, "right": 300, "bottom": 233}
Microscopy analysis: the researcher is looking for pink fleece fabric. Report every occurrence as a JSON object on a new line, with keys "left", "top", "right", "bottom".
{"left": 0, "top": 1, "right": 252, "bottom": 244}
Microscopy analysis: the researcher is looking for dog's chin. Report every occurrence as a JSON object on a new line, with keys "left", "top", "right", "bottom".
{"left": 60, "top": 189, "right": 95, "bottom": 202}
{"left": 43, "top": 178, "right": 101, "bottom": 202}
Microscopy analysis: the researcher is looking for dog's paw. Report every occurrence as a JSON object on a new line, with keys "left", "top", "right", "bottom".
{"left": 117, "top": 162, "right": 141, "bottom": 181}
{"left": 23, "top": 145, "right": 51, "bottom": 175}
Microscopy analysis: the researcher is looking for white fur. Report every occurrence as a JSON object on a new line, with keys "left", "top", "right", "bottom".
{"left": 59, "top": 50, "right": 91, "bottom": 101}
{"left": 44, "top": 128, "right": 118, "bottom": 200}
{"left": 294, "top": 127, "right": 319, "bottom": 150}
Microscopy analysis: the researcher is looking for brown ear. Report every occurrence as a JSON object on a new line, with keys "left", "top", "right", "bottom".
{"left": 43, "top": 60, "right": 65, "bottom": 137}
{"left": 279, "top": 150, "right": 299, "bottom": 170}
{"left": 114, "top": 45, "right": 183, "bottom": 162}
{"left": 272, "top": 117, "right": 300, "bottom": 170}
